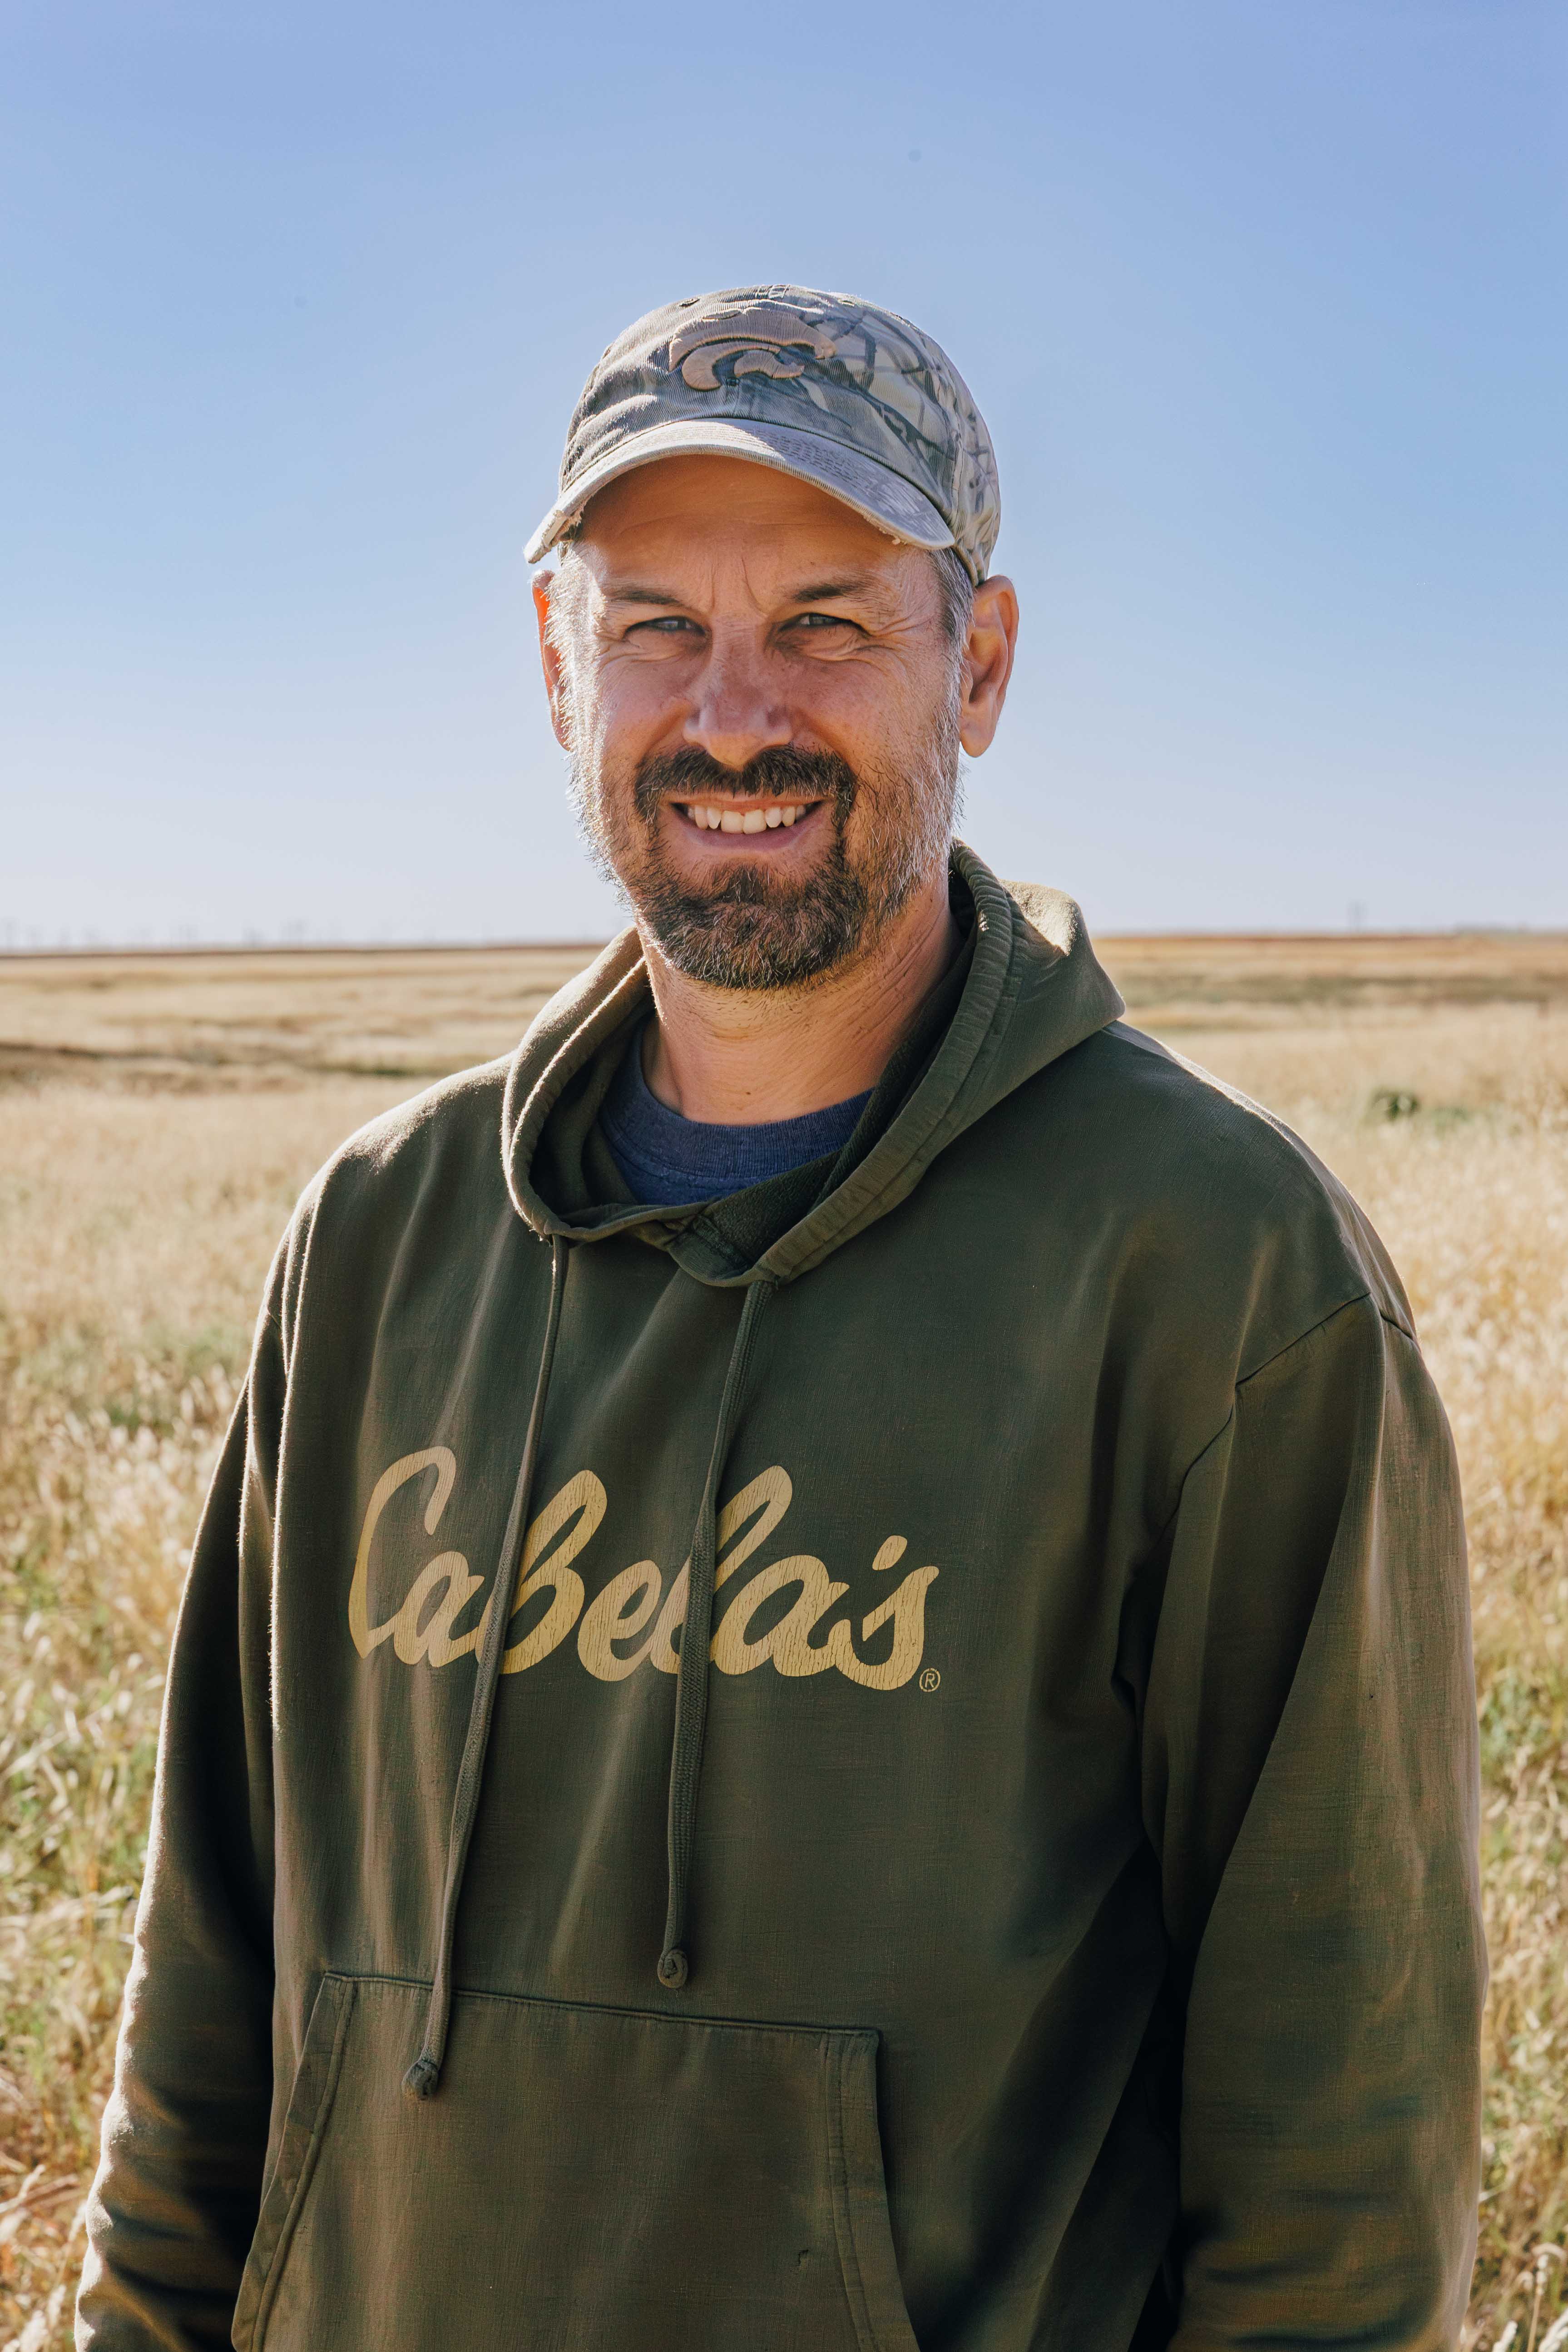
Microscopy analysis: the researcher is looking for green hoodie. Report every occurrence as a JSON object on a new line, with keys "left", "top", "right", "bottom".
{"left": 79, "top": 848, "right": 1483, "bottom": 2352}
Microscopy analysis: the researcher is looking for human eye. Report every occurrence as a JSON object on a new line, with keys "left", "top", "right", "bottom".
{"left": 782, "top": 611, "right": 861, "bottom": 646}
{"left": 625, "top": 613, "right": 703, "bottom": 645}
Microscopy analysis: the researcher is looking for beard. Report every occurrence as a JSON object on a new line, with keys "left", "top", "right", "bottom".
{"left": 571, "top": 711, "right": 961, "bottom": 993}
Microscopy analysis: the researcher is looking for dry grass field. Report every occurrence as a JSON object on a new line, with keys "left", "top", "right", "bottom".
{"left": 1, "top": 927, "right": 1565, "bottom": 2349}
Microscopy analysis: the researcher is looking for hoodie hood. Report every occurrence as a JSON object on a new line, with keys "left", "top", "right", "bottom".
{"left": 501, "top": 842, "right": 1125, "bottom": 1286}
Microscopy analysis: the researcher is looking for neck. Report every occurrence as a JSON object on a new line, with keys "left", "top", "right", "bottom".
{"left": 639, "top": 864, "right": 960, "bottom": 1125}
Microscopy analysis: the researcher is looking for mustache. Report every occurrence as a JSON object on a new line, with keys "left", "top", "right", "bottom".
{"left": 633, "top": 746, "right": 858, "bottom": 825}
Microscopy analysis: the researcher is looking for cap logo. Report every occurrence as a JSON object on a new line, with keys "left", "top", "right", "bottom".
{"left": 666, "top": 305, "right": 839, "bottom": 391}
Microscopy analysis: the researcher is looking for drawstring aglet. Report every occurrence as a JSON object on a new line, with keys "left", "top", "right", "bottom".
{"left": 657, "top": 1947, "right": 689, "bottom": 1991}
{"left": 403, "top": 2052, "right": 442, "bottom": 2103}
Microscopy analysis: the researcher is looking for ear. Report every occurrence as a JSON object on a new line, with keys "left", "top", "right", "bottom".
{"left": 532, "top": 570, "right": 572, "bottom": 749}
{"left": 957, "top": 575, "right": 1019, "bottom": 758}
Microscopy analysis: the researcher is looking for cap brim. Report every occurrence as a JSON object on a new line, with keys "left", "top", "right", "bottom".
{"left": 524, "top": 417, "right": 954, "bottom": 566}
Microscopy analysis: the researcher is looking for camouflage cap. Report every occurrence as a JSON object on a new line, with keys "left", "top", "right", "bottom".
{"left": 525, "top": 284, "right": 1000, "bottom": 585}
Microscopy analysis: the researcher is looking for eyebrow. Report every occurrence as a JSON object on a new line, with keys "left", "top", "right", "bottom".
{"left": 600, "top": 574, "right": 892, "bottom": 612}
{"left": 601, "top": 585, "right": 690, "bottom": 608}
{"left": 784, "top": 577, "right": 881, "bottom": 604}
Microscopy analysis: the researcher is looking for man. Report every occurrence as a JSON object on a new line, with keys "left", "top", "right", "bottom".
{"left": 80, "top": 286, "right": 1484, "bottom": 2352}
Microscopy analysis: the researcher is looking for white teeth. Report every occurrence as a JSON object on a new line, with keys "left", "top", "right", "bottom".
{"left": 685, "top": 800, "right": 806, "bottom": 832}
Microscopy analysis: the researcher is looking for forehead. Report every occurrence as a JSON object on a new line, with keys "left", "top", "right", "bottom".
{"left": 572, "top": 454, "right": 913, "bottom": 590}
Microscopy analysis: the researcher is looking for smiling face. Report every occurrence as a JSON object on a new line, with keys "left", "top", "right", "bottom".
{"left": 535, "top": 456, "right": 972, "bottom": 992}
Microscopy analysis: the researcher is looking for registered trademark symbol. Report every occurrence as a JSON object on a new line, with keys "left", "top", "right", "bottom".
{"left": 919, "top": 1667, "right": 940, "bottom": 1693}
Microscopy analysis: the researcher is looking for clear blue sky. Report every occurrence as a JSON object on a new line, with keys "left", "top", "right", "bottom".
{"left": 2, "top": 0, "right": 1563, "bottom": 944}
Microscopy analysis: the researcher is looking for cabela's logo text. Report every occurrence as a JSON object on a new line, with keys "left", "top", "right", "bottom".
{"left": 349, "top": 1453, "right": 938, "bottom": 1692}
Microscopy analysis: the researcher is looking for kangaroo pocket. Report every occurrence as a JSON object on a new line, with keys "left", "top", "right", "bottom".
{"left": 233, "top": 1972, "right": 920, "bottom": 2352}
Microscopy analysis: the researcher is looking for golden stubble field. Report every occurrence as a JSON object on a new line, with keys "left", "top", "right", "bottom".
{"left": 1, "top": 929, "right": 1565, "bottom": 2349}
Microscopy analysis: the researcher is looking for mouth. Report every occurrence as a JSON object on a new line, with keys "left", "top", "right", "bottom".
{"left": 673, "top": 797, "right": 823, "bottom": 839}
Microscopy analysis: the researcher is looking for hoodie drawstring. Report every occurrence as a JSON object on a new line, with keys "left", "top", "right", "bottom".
{"left": 404, "top": 1231, "right": 571, "bottom": 2102}
{"left": 657, "top": 1274, "right": 775, "bottom": 1992}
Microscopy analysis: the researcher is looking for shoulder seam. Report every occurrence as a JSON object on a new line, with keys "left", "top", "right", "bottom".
{"left": 1236, "top": 1287, "right": 1375, "bottom": 1395}
{"left": 1150, "top": 1289, "right": 1378, "bottom": 1551}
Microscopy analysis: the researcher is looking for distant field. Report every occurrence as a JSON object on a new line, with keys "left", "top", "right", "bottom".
{"left": 4, "top": 927, "right": 1567, "bottom": 1086}
{"left": 1, "top": 929, "right": 1564, "bottom": 2347}
{"left": 0, "top": 941, "right": 601, "bottom": 1088}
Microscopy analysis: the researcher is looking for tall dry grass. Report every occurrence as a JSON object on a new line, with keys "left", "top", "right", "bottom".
{"left": 1182, "top": 1008, "right": 1568, "bottom": 2344}
{"left": 0, "top": 1083, "right": 401, "bottom": 2345}
{"left": 0, "top": 964, "right": 1563, "bottom": 2349}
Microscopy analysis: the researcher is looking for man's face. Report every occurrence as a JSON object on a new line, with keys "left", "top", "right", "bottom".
{"left": 536, "top": 456, "right": 964, "bottom": 992}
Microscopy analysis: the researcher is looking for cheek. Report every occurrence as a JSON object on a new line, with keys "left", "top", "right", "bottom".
{"left": 838, "top": 682, "right": 957, "bottom": 845}
{"left": 569, "top": 678, "right": 675, "bottom": 841}
{"left": 796, "top": 654, "right": 948, "bottom": 768}
{"left": 581, "top": 657, "right": 692, "bottom": 757}
{"left": 788, "top": 665, "right": 882, "bottom": 752}
{"left": 578, "top": 751, "right": 646, "bottom": 851}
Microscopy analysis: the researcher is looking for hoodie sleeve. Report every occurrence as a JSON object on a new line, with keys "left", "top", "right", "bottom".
{"left": 1141, "top": 1292, "right": 1484, "bottom": 2351}
{"left": 75, "top": 1243, "right": 287, "bottom": 2350}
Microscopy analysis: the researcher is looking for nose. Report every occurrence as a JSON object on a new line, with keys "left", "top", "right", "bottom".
{"left": 683, "top": 631, "right": 794, "bottom": 772}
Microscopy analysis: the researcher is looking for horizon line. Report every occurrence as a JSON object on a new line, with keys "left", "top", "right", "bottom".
{"left": 3, "top": 926, "right": 1565, "bottom": 965}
